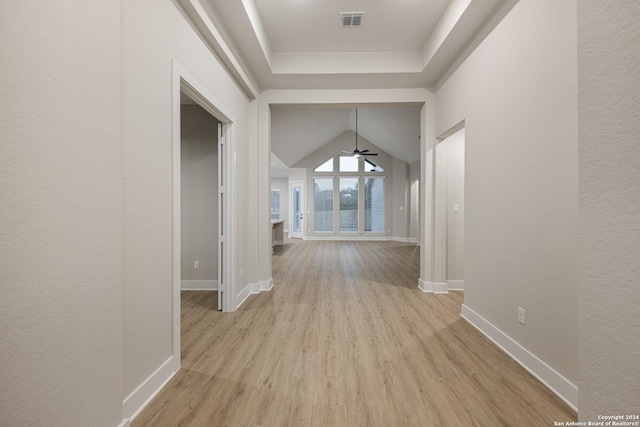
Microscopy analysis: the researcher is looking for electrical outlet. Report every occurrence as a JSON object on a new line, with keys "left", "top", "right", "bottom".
{"left": 518, "top": 307, "right": 526, "bottom": 325}
{"left": 194, "top": 261, "right": 200, "bottom": 270}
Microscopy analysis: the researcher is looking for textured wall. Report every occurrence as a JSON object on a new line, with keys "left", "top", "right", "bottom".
{"left": 578, "top": 0, "right": 640, "bottom": 420}
{"left": 436, "top": 0, "right": 579, "bottom": 384}
{"left": 0, "top": 2, "right": 123, "bottom": 426}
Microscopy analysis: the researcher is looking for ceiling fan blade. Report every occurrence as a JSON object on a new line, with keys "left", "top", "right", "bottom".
{"left": 341, "top": 150, "right": 353, "bottom": 154}
{"left": 363, "top": 152, "right": 378, "bottom": 156}
{"left": 359, "top": 149, "right": 370, "bottom": 153}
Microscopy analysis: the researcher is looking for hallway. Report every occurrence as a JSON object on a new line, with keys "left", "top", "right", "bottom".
{"left": 133, "top": 240, "right": 575, "bottom": 426}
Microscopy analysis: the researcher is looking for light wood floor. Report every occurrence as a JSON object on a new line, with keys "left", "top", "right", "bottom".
{"left": 133, "top": 239, "right": 576, "bottom": 426}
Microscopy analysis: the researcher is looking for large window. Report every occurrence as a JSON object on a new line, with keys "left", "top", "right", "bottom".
{"left": 365, "top": 178, "right": 384, "bottom": 232}
{"left": 314, "top": 178, "right": 333, "bottom": 232}
{"left": 313, "top": 155, "right": 385, "bottom": 235}
{"left": 339, "top": 177, "right": 358, "bottom": 232}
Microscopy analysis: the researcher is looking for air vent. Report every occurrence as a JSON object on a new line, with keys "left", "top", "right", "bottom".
{"left": 340, "top": 12, "right": 365, "bottom": 27}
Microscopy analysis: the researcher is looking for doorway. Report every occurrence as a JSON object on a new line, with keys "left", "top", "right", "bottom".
{"left": 290, "top": 181, "right": 304, "bottom": 239}
{"left": 171, "top": 62, "right": 235, "bottom": 372}
{"left": 180, "top": 101, "right": 220, "bottom": 307}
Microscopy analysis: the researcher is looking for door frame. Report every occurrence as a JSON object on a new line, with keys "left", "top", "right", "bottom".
{"left": 171, "top": 60, "right": 236, "bottom": 369}
{"left": 290, "top": 180, "right": 304, "bottom": 239}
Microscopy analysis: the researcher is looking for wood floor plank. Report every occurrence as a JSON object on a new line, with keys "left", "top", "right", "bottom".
{"left": 133, "top": 239, "right": 576, "bottom": 426}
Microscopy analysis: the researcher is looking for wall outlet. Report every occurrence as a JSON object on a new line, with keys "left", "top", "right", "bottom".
{"left": 194, "top": 261, "right": 200, "bottom": 270}
{"left": 518, "top": 307, "right": 526, "bottom": 325}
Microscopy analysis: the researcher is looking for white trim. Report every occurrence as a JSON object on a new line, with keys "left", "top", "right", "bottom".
{"left": 176, "top": 0, "right": 258, "bottom": 99}
{"left": 117, "top": 419, "right": 130, "bottom": 427}
{"left": 260, "top": 278, "right": 274, "bottom": 291}
{"left": 234, "top": 278, "right": 274, "bottom": 310}
{"left": 393, "top": 236, "right": 419, "bottom": 243}
{"left": 235, "top": 283, "right": 252, "bottom": 309}
{"left": 305, "top": 234, "right": 391, "bottom": 241}
{"left": 433, "top": 282, "right": 449, "bottom": 294}
{"left": 447, "top": 279, "right": 464, "bottom": 291}
{"left": 181, "top": 280, "right": 219, "bottom": 290}
{"left": 418, "top": 278, "right": 433, "bottom": 292}
{"left": 461, "top": 304, "right": 578, "bottom": 412}
{"left": 123, "top": 355, "right": 179, "bottom": 421}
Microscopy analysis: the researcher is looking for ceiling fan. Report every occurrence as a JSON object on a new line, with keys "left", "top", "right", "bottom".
{"left": 342, "top": 108, "right": 378, "bottom": 158}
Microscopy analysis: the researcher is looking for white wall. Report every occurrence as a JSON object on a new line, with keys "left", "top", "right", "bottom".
{"left": 0, "top": 2, "right": 124, "bottom": 426}
{"left": 577, "top": 0, "right": 640, "bottom": 420}
{"left": 181, "top": 105, "right": 219, "bottom": 282}
{"left": 392, "top": 158, "right": 410, "bottom": 240}
{"left": 122, "top": 0, "right": 253, "bottom": 416}
{"left": 436, "top": 0, "right": 579, "bottom": 405}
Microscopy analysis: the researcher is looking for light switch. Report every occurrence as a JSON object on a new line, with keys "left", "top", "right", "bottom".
{"left": 453, "top": 203, "right": 460, "bottom": 213}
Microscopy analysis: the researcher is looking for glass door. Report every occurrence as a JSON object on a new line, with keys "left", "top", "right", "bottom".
{"left": 290, "top": 181, "right": 304, "bottom": 239}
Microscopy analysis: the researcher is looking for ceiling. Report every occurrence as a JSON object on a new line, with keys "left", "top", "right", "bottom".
{"left": 203, "top": 0, "right": 508, "bottom": 90}
{"left": 271, "top": 106, "right": 421, "bottom": 171}
{"left": 182, "top": 0, "right": 513, "bottom": 172}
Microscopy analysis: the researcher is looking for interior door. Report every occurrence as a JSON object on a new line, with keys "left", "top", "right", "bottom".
{"left": 217, "top": 123, "right": 224, "bottom": 310}
{"left": 290, "top": 181, "right": 304, "bottom": 239}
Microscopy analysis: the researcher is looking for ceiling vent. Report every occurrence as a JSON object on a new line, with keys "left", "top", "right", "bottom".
{"left": 340, "top": 12, "right": 365, "bottom": 27}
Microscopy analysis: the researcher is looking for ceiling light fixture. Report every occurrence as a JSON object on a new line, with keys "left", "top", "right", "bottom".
{"left": 341, "top": 108, "right": 378, "bottom": 158}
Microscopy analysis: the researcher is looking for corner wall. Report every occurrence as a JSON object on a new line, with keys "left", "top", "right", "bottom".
{"left": 436, "top": 0, "right": 579, "bottom": 407}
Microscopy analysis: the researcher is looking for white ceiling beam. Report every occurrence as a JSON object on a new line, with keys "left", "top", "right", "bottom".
{"left": 241, "top": 0, "right": 273, "bottom": 69}
{"left": 178, "top": 0, "right": 260, "bottom": 99}
{"left": 422, "top": 0, "right": 473, "bottom": 68}
{"left": 271, "top": 51, "right": 423, "bottom": 75}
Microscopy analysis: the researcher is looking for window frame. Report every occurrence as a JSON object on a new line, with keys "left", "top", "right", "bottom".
{"left": 311, "top": 155, "right": 386, "bottom": 236}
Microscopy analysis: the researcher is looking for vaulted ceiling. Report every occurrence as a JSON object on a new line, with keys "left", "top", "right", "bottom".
{"left": 181, "top": 0, "right": 513, "bottom": 171}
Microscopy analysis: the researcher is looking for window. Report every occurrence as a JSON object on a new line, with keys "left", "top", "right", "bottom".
{"left": 365, "top": 158, "right": 383, "bottom": 172}
{"left": 365, "top": 178, "right": 384, "bottom": 232}
{"left": 314, "top": 158, "right": 333, "bottom": 172}
{"left": 339, "top": 177, "right": 358, "bottom": 231}
{"left": 339, "top": 156, "right": 359, "bottom": 172}
{"left": 270, "top": 190, "right": 280, "bottom": 220}
{"left": 314, "top": 178, "right": 333, "bottom": 232}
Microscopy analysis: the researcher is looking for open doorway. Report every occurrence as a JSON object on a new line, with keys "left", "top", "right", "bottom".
{"left": 179, "top": 99, "right": 220, "bottom": 307}
{"left": 171, "top": 62, "right": 235, "bottom": 372}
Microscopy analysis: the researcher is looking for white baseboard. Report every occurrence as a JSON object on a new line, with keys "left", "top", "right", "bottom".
{"left": 418, "top": 279, "right": 448, "bottom": 293}
{"left": 392, "top": 236, "right": 419, "bottom": 243}
{"left": 304, "top": 234, "right": 390, "bottom": 241}
{"left": 117, "top": 419, "right": 130, "bottom": 427}
{"left": 447, "top": 280, "right": 464, "bottom": 291}
{"left": 181, "top": 279, "right": 218, "bottom": 290}
{"left": 235, "top": 278, "right": 273, "bottom": 310}
{"left": 434, "top": 282, "right": 449, "bottom": 294}
{"left": 418, "top": 278, "right": 433, "bottom": 292}
{"left": 123, "top": 355, "right": 179, "bottom": 421}
{"left": 461, "top": 304, "right": 578, "bottom": 412}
